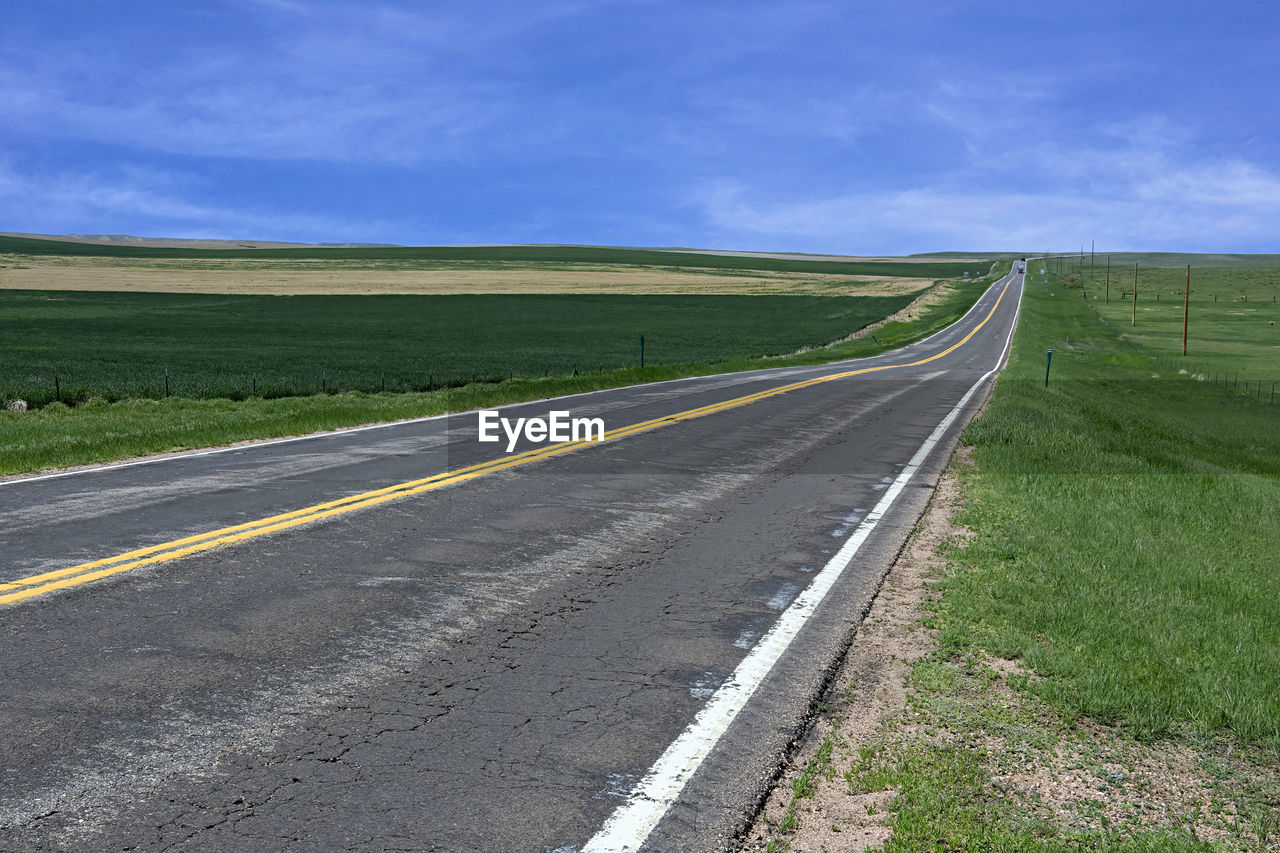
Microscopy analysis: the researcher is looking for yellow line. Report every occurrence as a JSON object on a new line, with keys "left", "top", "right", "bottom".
{"left": 1, "top": 276, "right": 1015, "bottom": 606}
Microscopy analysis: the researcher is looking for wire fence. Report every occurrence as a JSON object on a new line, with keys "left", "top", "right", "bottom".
{"left": 1154, "top": 353, "right": 1277, "bottom": 403}
{"left": 0, "top": 363, "right": 627, "bottom": 409}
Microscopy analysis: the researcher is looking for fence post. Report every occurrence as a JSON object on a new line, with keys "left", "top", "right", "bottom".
{"left": 639, "top": 334, "right": 645, "bottom": 369}
{"left": 164, "top": 369, "right": 170, "bottom": 398}
{"left": 1132, "top": 263, "right": 1138, "bottom": 326}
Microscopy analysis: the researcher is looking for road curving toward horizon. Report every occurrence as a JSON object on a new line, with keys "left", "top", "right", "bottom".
{"left": 0, "top": 268, "right": 1023, "bottom": 852}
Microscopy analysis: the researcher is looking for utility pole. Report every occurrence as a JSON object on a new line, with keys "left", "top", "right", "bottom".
{"left": 1090, "top": 240, "right": 1095, "bottom": 283}
{"left": 1182, "top": 265, "right": 1191, "bottom": 355}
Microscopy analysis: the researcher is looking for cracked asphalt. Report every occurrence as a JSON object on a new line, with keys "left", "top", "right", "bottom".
{"left": 0, "top": 272, "right": 1022, "bottom": 852}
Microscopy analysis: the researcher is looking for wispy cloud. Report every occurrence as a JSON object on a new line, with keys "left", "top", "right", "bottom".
{"left": 0, "top": 160, "right": 388, "bottom": 242}
{"left": 0, "top": 2, "right": 597, "bottom": 166}
{"left": 692, "top": 148, "right": 1280, "bottom": 254}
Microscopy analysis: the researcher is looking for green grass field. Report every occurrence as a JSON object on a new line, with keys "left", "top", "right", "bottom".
{"left": 1086, "top": 264, "right": 1279, "bottom": 384}
{"left": 952, "top": 269, "right": 1280, "bottom": 746}
{"left": 1052, "top": 252, "right": 1280, "bottom": 269}
{"left": 0, "top": 291, "right": 916, "bottom": 406}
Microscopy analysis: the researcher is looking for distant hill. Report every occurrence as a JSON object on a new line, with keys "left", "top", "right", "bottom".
{"left": 2, "top": 232, "right": 401, "bottom": 250}
{"left": 0, "top": 235, "right": 997, "bottom": 279}
{"left": 1066, "top": 252, "right": 1280, "bottom": 269}
{"left": 910, "top": 251, "right": 1029, "bottom": 259}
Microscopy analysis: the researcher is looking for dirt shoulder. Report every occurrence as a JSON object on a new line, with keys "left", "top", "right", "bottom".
{"left": 740, "top": 454, "right": 969, "bottom": 853}
{"left": 740, "top": 446, "right": 1279, "bottom": 852}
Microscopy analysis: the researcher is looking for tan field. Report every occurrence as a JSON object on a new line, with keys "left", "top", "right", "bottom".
{"left": 0, "top": 254, "right": 938, "bottom": 297}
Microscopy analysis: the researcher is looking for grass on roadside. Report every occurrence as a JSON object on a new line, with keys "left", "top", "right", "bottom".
{"left": 766, "top": 726, "right": 840, "bottom": 853}
{"left": 848, "top": 647, "right": 1275, "bottom": 851}
{"left": 856, "top": 269, "right": 1280, "bottom": 850}
{"left": 951, "top": 271, "right": 1280, "bottom": 750}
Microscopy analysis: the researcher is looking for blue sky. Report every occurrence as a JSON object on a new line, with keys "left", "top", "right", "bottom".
{"left": 2, "top": 0, "right": 1277, "bottom": 254}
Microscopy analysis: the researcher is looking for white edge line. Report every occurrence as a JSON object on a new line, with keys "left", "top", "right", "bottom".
{"left": 2, "top": 271, "right": 1013, "bottom": 488}
{"left": 580, "top": 272, "right": 1021, "bottom": 853}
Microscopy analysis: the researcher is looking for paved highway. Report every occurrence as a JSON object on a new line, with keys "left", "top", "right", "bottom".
{"left": 0, "top": 269, "right": 1022, "bottom": 852}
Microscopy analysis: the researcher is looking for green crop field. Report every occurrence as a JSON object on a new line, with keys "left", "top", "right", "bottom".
{"left": 0, "top": 235, "right": 994, "bottom": 279}
{"left": 0, "top": 265, "right": 1010, "bottom": 474}
{"left": 0, "top": 291, "right": 915, "bottom": 406}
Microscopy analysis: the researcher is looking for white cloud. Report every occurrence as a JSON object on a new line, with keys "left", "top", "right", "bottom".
{"left": 691, "top": 151, "right": 1280, "bottom": 254}
{"left": 1133, "top": 160, "right": 1280, "bottom": 207}
{"left": 0, "top": 2, "right": 593, "bottom": 167}
{"left": 0, "top": 161, "right": 388, "bottom": 242}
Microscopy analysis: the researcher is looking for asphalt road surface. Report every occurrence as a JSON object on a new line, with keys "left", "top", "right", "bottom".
{"left": 1, "top": 270, "right": 1023, "bottom": 852}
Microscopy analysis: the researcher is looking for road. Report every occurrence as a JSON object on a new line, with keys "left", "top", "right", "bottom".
{"left": 0, "top": 269, "right": 1023, "bottom": 852}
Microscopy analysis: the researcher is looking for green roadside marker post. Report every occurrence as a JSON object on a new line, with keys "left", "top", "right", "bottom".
{"left": 1045, "top": 348, "right": 1053, "bottom": 387}
{"left": 639, "top": 334, "right": 645, "bottom": 368}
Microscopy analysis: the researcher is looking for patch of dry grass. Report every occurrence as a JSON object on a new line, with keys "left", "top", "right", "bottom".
{"left": 0, "top": 255, "right": 935, "bottom": 297}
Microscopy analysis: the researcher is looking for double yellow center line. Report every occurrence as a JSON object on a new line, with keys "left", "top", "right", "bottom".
{"left": 0, "top": 276, "right": 1014, "bottom": 606}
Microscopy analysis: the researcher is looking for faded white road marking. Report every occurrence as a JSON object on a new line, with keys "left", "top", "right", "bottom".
{"left": 765, "top": 582, "right": 801, "bottom": 611}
